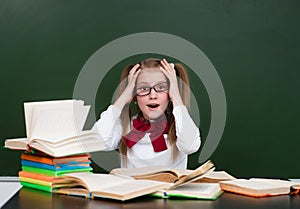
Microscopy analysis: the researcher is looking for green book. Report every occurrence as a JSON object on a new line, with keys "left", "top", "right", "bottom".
{"left": 151, "top": 183, "right": 223, "bottom": 200}
{"left": 20, "top": 181, "right": 52, "bottom": 193}
{"left": 22, "top": 166, "right": 92, "bottom": 176}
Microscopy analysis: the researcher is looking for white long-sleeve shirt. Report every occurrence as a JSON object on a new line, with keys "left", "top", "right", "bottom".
{"left": 92, "top": 105, "right": 201, "bottom": 169}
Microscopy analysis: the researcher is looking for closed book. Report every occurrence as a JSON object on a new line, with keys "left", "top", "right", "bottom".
{"left": 21, "top": 166, "right": 92, "bottom": 177}
{"left": 21, "top": 160, "right": 91, "bottom": 171}
{"left": 21, "top": 153, "right": 91, "bottom": 165}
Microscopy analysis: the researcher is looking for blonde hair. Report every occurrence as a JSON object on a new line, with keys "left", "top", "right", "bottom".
{"left": 116, "top": 58, "right": 191, "bottom": 164}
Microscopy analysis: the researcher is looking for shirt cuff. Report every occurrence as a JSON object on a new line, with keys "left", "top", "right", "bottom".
{"left": 172, "top": 105, "right": 189, "bottom": 117}
{"left": 107, "top": 105, "right": 122, "bottom": 119}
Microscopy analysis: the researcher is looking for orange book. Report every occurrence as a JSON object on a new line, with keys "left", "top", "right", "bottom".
{"left": 220, "top": 178, "right": 300, "bottom": 197}
{"left": 19, "top": 171, "right": 77, "bottom": 184}
{"left": 21, "top": 153, "right": 90, "bottom": 165}
{"left": 19, "top": 171, "right": 61, "bottom": 182}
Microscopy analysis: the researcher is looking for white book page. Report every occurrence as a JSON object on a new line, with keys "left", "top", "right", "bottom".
{"left": 34, "top": 130, "right": 96, "bottom": 146}
{"left": 73, "top": 103, "right": 90, "bottom": 132}
{"left": 168, "top": 183, "right": 220, "bottom": 196}
{"left": 110, "top": 166, "right": 169, "bottom": 176}
{"left": 24, "top": 100, "right": 76, "bottom": 138}
{"left": 96, "top": 180, "right": 168, "bottom": 196}
{"left": 30, "top": 107, "right": 78, "bottom": 141}
{"left": 29, "top": 101, "right": 89, "bottom": 142}
{"left": 204, "top": 171, "right": 236, "bottom": 180}
{"left": 64, "top": 173, "right": 134, "bottom": 192}
{"left": 30, "top": 132, "right": 106, "bottom": 157}
{"left": 4, "top": 138, "right": 28, "bottom": 150}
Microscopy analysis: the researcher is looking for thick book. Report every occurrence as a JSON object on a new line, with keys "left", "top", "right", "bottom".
{"left": 110, "top": 161, "right": 233, "bottom": 184}
{"left": 56, "top": 161, "right": 215, "bottom": 201}
{"left": 4, "top": 99, "right": 106, "bottom": 157}
{"left": 219, "top": 178, "right": 300, "bottom": 197}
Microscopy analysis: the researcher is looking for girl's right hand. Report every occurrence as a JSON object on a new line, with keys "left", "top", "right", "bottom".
{"left": 114, "top": 64, "right": 141, "bottom": 110}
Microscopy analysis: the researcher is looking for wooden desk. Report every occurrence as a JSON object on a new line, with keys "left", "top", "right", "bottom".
{"left": 3, "top": 187, "right": 300, "bottom": 209}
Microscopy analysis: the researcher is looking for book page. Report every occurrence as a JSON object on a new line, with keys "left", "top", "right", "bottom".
{"left": 4, "top": 138, "right": 28, "bottom": 150}
{"left": 202, "top": 171, "right": 236, "bottom": 181}
{"left": 93, "top": 180, "right": 169, "bottom": 200}
{"left": 24, "top": 100, "right": 76, "bottom": 138}
{"left": 32, "top": 130, "right": 96, "bottom": 146}
{"left": 170, "top": 160, "right": 214, "bottom": 189}
{"left": 30, "top": 132, "right": 106, "bottom": 157}
{"left": 30, "top": 107, "right": 79, "bottom": 141}
{"left": 29, "top": 100, "right": 89, "bottom": 142}
{"left": 72, "top": 101, "right": 90, "bottom": 132}
{"left": 111, "top": 166, "right": 171, "bottom": 176}
{"left": 110, "top": 166, "right": 192, "bottom": 178}
{"left": 63, "top": 173, "right": 134, "bottom": 192}
{"left": 167, "top": 183, "right": 221, "bottom": 198}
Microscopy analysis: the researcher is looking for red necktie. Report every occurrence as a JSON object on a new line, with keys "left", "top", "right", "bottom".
{"left": 123, "top": 114, "right": 168, "bottom": 152}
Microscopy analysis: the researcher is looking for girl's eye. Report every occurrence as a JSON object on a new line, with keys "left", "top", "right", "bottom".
{"left": 156, "top": 84, "right": 167, "bottom": 91}
{"left": 139, "top": 87, "right": 149, "bottom": 91}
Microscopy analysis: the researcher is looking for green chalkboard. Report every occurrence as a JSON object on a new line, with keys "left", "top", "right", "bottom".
{"left": 1, "top": 0, "right": 299, "bottom": 179}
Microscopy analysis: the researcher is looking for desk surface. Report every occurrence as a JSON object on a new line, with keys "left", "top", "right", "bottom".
{"left": 3, "top": 187, "right": 300, "bottom": 209}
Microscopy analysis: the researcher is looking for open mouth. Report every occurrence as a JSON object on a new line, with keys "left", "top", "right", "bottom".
{"left": 147, "top": 104, "right": 160, "bottom": 108}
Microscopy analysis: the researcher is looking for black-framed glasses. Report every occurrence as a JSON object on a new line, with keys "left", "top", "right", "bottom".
{"left": 135, "top": 82, "right": 169, "bottom": 96}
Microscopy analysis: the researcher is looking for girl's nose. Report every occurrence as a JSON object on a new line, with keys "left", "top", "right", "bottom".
{"left": 149, "top": 88, "right": 157, "bottom": 99}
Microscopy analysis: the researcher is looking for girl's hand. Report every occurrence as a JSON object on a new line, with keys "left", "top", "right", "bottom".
{"left": 126, "top": 63, "right": 141, "bottom": 95}
{"left": 160, "top": 59, "right": 183, "bottom": 107}
{"left": 114, "top": 64, "right": 141, "bottom": 110}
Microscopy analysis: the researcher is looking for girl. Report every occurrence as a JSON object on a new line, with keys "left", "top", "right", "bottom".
{"left": 93, "top": 58, "right": 200, "bottom": 169}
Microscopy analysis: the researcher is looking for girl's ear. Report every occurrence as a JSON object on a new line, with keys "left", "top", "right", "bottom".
{"left": 132, "top": 95, "right": 137, "bottom": 103}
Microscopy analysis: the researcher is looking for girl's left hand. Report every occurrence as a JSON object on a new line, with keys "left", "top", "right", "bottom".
{"left": 160, "top": 59, "right": 183, "bottom": 106}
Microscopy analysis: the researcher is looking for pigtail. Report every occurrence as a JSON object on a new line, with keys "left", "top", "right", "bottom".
{"left": 168, "top": 63, "right": 191, "bottom": 161}
{"left": 174, "top": 63, "right": 191, "bottom": 109}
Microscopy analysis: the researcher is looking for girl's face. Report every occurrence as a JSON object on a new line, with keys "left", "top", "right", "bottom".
{"left": 135, "top": 68, "right": 169, "bottom": 120}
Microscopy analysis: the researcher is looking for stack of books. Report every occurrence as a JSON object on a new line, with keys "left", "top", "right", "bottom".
{"left": 18, "top": 151, "right": 93, "bottom": 192}
{"left": 4, "top": 100, "right": 106, "bottom": 192}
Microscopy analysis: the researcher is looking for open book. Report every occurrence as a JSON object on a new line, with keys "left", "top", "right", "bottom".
{"left": 152, "top": 183, "right": 223, "bottom": 200}
{"left": 110, "top": 161, "right": 234, "bottom": 184}
{"left": 4, "top": 99, "right": 106, "bottom": 157}
{"left": 219, "top": 178, "right": 300, "bottom": 197}
{"left": 55, "top": 173, "right": 170, "bottom": 201}
{"left": 56, "top": 161, "right": 216, "bottom": 201}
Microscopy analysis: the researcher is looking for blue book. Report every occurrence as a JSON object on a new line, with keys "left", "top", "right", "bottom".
{"left": 21, "top": 160, "right": 91, "bottom": 171}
